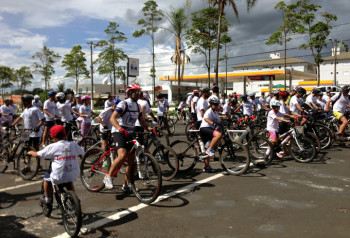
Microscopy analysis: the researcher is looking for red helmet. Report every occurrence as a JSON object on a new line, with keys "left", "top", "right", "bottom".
{"left": 211, "top": 85, "right": 218, "bottom": 89}
{"left": 193, "top": 90, "right": 199, "bottom": 95}
{"left": 126, "top": 84, "right": 141, "bottom": 93}
{"left": 279, "top": 91, "right": 290, "bottom": 97}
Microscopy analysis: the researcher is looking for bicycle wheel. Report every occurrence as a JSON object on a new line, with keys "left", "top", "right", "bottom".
{"left": 167, "top": 119, "right": 176, "bottom": 135}
{"left": 61, "top": 190, "right": 82, "bottom": 237}
{"left": 312, "top": 123, "right": 332, "bottom": 149}
{"left": 0, "top": 144, "right": 9, "bottom": 173}
{"left": 92, "top": 128, "right": 100, "bottom": 141}
{"left": 130, "top": 153, "right": 162, "bottom": 204}
{"left": 80, "top": 147, "right": 109, "bottom": 192}
{"left": 78, "top": 136, "right": 97, "bottom": 151}
{"left": 40, "top": 183, "right": 53, "bottom": 217}
{"left": 247, "top": 135, "right": 274, "bottom": 166}
{"left": 170, "top": 140, "right": 198, "bottom": 173}
{"left": 219, "top": 142, "right": 250, "bottom": 175}
{"left": 17, "top": 147, "right": 39, "bottom": 180}
{"left": 306, "top": 132, "right": 321, "bottom": 153}
{"left": 152, "top": 145, "right": 179, "bottom": 181}
{"left": 185, "top": 123, "right": 197, "bottom": 142}
{"left": 290, "top": 136, "right": 316, "bottom": 163}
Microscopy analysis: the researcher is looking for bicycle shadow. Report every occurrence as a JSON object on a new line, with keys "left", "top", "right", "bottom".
{"left": 0, "top": 190, "right": 41, "bottom": 209}
{"left": 0, "top": 215, "right": 40, "bottom": 238}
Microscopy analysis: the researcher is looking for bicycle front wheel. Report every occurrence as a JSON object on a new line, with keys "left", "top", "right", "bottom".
{"left": 80, "top": 147, "right": 109, "bottom": 192}
{"left": 170, "top": 140, "right": 198, "bottom": 173}
{"left": 78, "top": 136, "right": 97, "bottom": 151}
{"left": 131, "top": 153, "right": 162, "bottom": 204}
{"left": 219, "top": 142, "right": 250, "bottom": 175}
{"left": 152, "top": 145, "right": 179, "bottom": 181}
{"left": 61, "top": 190, "right": 82, "bottom": 237}
{"left": 17, "top": 147, "right": 39, "bottom": 180}
{"left": 0, "top": 144, "right": 9, "bottom": 173}
{"left": 168, "top": 119, "right": 176, "bottom": 135}
{"left": 247, "top": 135, "right": 273, "bottom": 166}
{"left": 290, "top": 136, "right": 316, "bottom": 163}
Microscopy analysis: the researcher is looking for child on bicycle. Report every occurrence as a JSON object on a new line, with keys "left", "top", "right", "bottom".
{"left": 28, "top": 125, "right": 84, "bottom": 205}
{"left": 234, "top": 94, "right": 254, "bottom": 122}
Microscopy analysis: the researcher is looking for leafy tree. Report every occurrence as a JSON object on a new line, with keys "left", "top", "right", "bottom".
{"left": 57, "top": 82, "right": 65, "bottom": 92}
{"left": 164, "top": 7, "right": 189, "bottom": 103}
{"left": 211, "top": 0, "right": 257, "bottom": 85}
{"left": 186, "top": 6, "right": 231, "bottom": 87}
{"left": 15, "top": 66, "right": 33, "bottom": 95}
{"left": 0, "top": 66, "right": 13, "bottom": 101}
{"left": 290, "top": 1, "right": 337, "bottom": 85}
{"left": 32, "top": 46, "right": 61, "bottom": 97}
{"left": 62, "top": 45, "right": 89, "bottom": 93}
{"left": 95, "top": 22, "right": 127, "bottom": 95}
{"left": 133, "top": 0, "right": 163, "bottom": 101}
{"left": 32, "top": 87, "right": 44, "bottom": 96}
{"left": 12, "top": 89, "right": 32, "bottom": 95}
{"left": 266, "top": 1, "right": 302, "bottom": 89}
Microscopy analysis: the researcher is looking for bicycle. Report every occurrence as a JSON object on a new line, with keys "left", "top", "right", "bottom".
{"left": 80, "top": 131, "right": 162, "bottom": 204}
{"left": 40, "top": 163, "right": 82, "bottom": 237}
{"left": 173, "top": 108, "right": 190, "bottom": 125}
{"left": 0, "top": 127, "right": 40, "bottom": 180}
{"left": 157, "top": 113, "right": 175, "bottom": 135}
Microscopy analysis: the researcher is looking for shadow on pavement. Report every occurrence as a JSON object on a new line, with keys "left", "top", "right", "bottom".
{"left": 0, "top": 215, "right": 39, "bottom": 238}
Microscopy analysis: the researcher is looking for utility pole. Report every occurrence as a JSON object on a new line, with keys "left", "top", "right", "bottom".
{"left": 329, "top": 38, "right": 338, "bottom": 86}
{"left": 87, "top": 41, "right": 95, "bottom": 110}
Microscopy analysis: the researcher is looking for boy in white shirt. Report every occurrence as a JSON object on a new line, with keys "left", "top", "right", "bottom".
{"left": 97, "top": 103, "right": 116, "bottom": 151}
{"left": 32, "top": 95, "right": 43, "bottom": 111}
{"left": 235, "top": 94, "right": 254, "bottom": 121}
{"left": 42, "top": 91, "right": 59, "bottom": 147}
{"left": 28, "top": 125, "right": 84, "bottom": 205}
{"left": 177, "top": 98, "right": 188, "bottom": 123}
{"left": 0, "top": 99, "right": 15, "bottom": 124}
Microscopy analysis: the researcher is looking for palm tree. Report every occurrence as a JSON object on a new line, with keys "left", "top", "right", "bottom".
{"left": 211, "top": 0, "right": 257, "bottom": 85}
{"left": 15, "top": 66, "right": 33, "bottom": 95}
{"left": 164, "top": 7, "right": 189, "bottom": 103}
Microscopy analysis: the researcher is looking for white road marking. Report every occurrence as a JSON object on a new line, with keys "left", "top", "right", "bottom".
{"left": 0, "top": 180, "right": 42, "bottom": 192}
{"left": 53, "top": 172, "right": 225, "bottom": 238}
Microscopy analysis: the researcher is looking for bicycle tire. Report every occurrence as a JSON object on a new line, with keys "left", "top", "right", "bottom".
{"left": 61, "top": 190, "right": 82, "bottom": 237}
{"left": 247, "top": 135, "right": 274, "bottom": 166}
{"left": 130, "top": 153, "right": 162, "bottom": 204}
{"left": 219, "top": 142, "right": 250, "bottom": 175}
{"left": 306, "top": 132, "right": 321, "bottom": 153}
{"left": 168, "top": 119, "right": 176, "bottom": 135}
{"left": 80, "top": 147, "right": 109, "bottom": 192}
{"left": 92, "top": 128, "right": 100, "bottom": 141}
{"left": 78, "top": 136, "right": 97, "bottom": 151}
{"left": 17, "top": 147, "right": 39, "bottom": 180}
{"left": 170, "top": 140, "right": 198, "bottom": 173}
{"left": 152, "top": 145, "right": 179, "bottom": 181}
{"left": 312, "top": 123, "right": 333, "bottom": 149}
{"left": 40, "top": 183, "right": 53, "bottom": 217}
{"left": 290, "top": 136, "right": 316, "bottom": 163}
{"left": 0, "top": 144, "right": 9, "bottom": 173}
{"left": 157, "top": 130, "right": 170, "bottom": 146}
{"left": 185, "top": 123, "right": 197, "bottom": 142}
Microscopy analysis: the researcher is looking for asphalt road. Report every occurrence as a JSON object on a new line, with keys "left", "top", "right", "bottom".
{"left": 1, "top": 124, "right": 350, "bottom": 238}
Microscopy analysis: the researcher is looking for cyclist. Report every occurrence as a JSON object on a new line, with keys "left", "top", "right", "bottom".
{"left": 9, "top": 100, "right": 19, "bottom": 114}
{"left": 222, "top": 99, "right": 233, "bottom": 120}
{"left": 249, "top": 92, "right": 269, "bottom": 111}
{"left": 104, "top": 95, "right": 114, "bottom": 109}
{"left": 97, "top": 101, "right": 117, "bottom": 151}
{"left": 186, "top": 92, "right": 193, "bottom": 113}
{"left": 56, "top": 92, "right": 74, "bottom": 139}
{"left": 32, "top": 95, "right": 43, "bottom": 111}
{"left": 259, "top": 92, "right": 267, "bottom": 105}
{"left": 27, "top": 125, "right": 84, "bottom": 205}
{"left": 79, "top": 95, "right": 97, "bottom": 137}
{"left": 11, "top": 95, "right": 45, "bottom": 151}
{"left": 285, "top": 88, "right": 296, "bottom": 106}
{"left": 325, "top": 85, "right": 350, "bottom": 140}
{"left": 266, "top": 92, "right": 274, "bottom": 105}
{"left": 0, "top": 98, "right": 16, "bottom": 124}
{"left": 211, "top": 84, "right": 220, "bottom": 98}
{"left": 196, "top": 88, "right": 211, "bottom": 129}
{"left": 323, "top": 89, "right": 331, "bottom": 102}
{"left": 290, "top": 87, "right": 306, "bottom": 116}
{"left": 103, "top": 84, "right": 151, "bottom": 191}
{"left": 231, "top": 93, "right": 238, "bottom": 107}
{"left": 42, "top": 91, "right": 59, "bottom": 147}
{"left": 306, "top": 88, "right": 322, "bottom": 110}
{"left": 135, "top": 91, "right": 156, "bottom": 133}
{"left": 154, "top": 93, "right": 171, "bottom": 134}
{"left": 234, "top": 94, "right": 254, "bottom": 121}
{"left": 220, "top": 93, "right": 226, "bottom": 106}
{"left": 177, "top": 97, "right": 188, "bottom": 123}
{"left": 191, "top": 90, "right": 200, "bottom": 122}
{"left": 199, "top": 96, "right": 222, "bottom": 172}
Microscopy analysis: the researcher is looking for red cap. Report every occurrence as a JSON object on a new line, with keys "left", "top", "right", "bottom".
{"left": 50, "top": 125, "right": 66, "bottom": 138}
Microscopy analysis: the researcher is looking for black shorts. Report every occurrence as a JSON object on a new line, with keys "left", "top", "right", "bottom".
{"left": 133, "top": 126, "right": 145, "bottom": 144}
{"left": 25, "top": 137, "right": 40, "bottom": 147}
{"left": 44, "top": 121, "right": 55, "bottom": 127}
{"left": 195, "top": 120, "right": 201, "bottom": 130}
{"left": 101, "top": 131, "right": 110, "bottom": 140}
{"left": 278, "top": 121, "right": 290, "bottom": 135}
{"left": 191, "top": 113, "right": 197, "bottom": 122}
{"left": 113, "top": 132, "right": 133, "bottom": 151}
{"left": 200, "top": 127, "right": 215, "bottom": 143}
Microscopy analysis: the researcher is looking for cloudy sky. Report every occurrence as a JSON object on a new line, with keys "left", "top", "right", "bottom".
{"left": 0, "top": 0, "right": 349, "bottom": 91}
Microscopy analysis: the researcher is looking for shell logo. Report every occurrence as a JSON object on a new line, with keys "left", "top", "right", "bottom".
{"left": 163, "top": 75, "right": 169, "bottom": 80}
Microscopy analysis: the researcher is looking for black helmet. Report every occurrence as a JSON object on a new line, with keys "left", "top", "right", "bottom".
{"left": 312, "top": 88, "right": 321, "bottom": 94}
{"left": 341, "top": 85, "right": 349, "bottom": 92}
{"left": 156, "top": 93, "right": 162, "bottom": 98}
{"left": 297, "top": 87, "right": 306, "bottom": 95}
{"left": 201, "top": 88, "right": 210, "bottom": 93}
{"left": 22, "top": 94, "right": 34, "bottom": 102}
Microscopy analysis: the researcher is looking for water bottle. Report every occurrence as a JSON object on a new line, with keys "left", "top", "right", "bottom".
{"left": 281, "top": 135, "right": 291, "bottom": 146}
{"left": 205, "top": 141, "right": 211, "bottom": 149}
{"left": 199, "top": 140, "right": 205, "bottom": 153}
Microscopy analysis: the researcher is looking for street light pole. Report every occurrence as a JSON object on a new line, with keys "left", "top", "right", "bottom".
{"left": 329, "top": 38, "right": 338, "bottom": 86}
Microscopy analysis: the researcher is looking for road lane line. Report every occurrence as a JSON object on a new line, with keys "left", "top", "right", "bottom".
{"left": 53, "top": 172, "right": 225, "bottom": 238}
{"left": 0, "top": 180, "right": 42, "bottom": 192}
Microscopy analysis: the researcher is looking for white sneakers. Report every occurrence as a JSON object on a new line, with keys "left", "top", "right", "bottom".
{"left": 103, "top": 176, "right": 113, "bottom": 189}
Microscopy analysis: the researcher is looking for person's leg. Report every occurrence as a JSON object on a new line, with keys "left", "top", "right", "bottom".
{"left": 102, "top": 139, "right": 108, "bottom": 152}
{"left": 42, "top": 126, "right": 49, "bottom": 146}
{"left": 124, "top": 153, "right": 135, "bottom": 186}
{"left": 108, "top": 148, "right": 127, "bottom": 177}
{"left": 338, "top": 116, "right": 348, "bottom": 135}
{"left": 207, "top": 131, "right": 222, "bottom": 150}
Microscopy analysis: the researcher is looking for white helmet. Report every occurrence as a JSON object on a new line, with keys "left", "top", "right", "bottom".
{"left": 249, "top": 92, "right": 256, "bottom": 97}
{"left": 208, "top": 95, "right": 220, "bottom": 104}
{"left": 56, "top": 92, "right": 65, "bottom": 101}
{"left": 34, "top": 95, "right": 40, "bottom": 100}
{"left": 271, "top": 101, "right": 281, "bottom": 107}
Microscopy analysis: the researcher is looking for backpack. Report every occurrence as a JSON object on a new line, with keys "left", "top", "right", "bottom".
{"left": 331, "top": 93, "right": 342, "bottom": 106}
{"left": 118, "top": 100, "right": 140, "bottom": 118}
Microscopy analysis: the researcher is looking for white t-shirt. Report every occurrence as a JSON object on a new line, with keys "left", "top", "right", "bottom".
{"left": 259, "top": 96, "right": 267, "bottom": 105}
{"left": 222, "top": 104, "right": 232, "bottom": 116}
{"left": 104, "top": 99, "right": 114, "bottom": 109}
{"left": 289, "top": 95, "right": 304, "bottom": 115}
{"left": 186, "top": 95, "right": 192, "bottom": 107}
{"left": 32, "top": 100, "right": 43, "bottom": 109}
{"left": 306, "top": 94, "right": 318, "bottom": 110}
{"left": 269, "top": 98, "right": 278, "bottom": 108}
{"left": 135, "top": 99, "right": 151, "bottom": 127}
{"left": 250, "top": 98, "right": 262, "bottom": 111}
{"left": 79, "top": 105, "right": 92, "bottom": 123}
{"left": 177, "top": 102, "right": 187, "bottom": 110}
{"left": 98, "top": 107, "right": 114, "bottom": 132}
{"left": 57, "top": 101, "right": 73, "bottom": 122}
{"left": 156, "top": 98, "right": 168, "bottom": 114}
{"left": 279, "top": 100, "right": 290, "bottom": 119}
{"left": 113, "top": 98, "right": 141, "bottom": 132}
{"left": 200, "top": 108, "right": 221, "bottom": 129}
{"left": 191, "top": 96, "right": 199, "bottom": 113}
{"left": 11, "top": 104, "right": 19, "bottom": 113}
{"left": 242, "top": 101, "right": 253, "bottom": 116}
{"left": 0, "top": 105, "right": 15, "bottom": 122}
{"left": 267, "top": 110, "right": 285, "bottom": 131}
{"left": 266, "top": 96, "right": 273, "bottom": 104}
{"left": 323, "top": 94, "right": 330, "bottom": 102}
{"left": 44, "top": 100, "right": 59, "bottom": 121}
{"left": 20, "top": 106, "right": 45, "bottom": 137}
{"left": 37, "top": 140, "right": 84, "bottom": 184}
{"left": 196, "top": 97, "right": 209, "bottom": 121}
{"left": 332, "top": 93, "right": 350, "bottom": 113}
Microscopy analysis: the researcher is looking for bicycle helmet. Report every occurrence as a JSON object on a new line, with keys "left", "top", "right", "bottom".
{"left": 126, "top": 84, "right": 141, "bottom": 93}
{"left": 208, "top": 95, "right": 220, "bottom": 104}
{"left": 241, "top": 94, "right": 248, "bottom": 99}
{"left": 341, "top": 85, "right": 350, "bottom": 92}
{"left": 312, "top": 88, "right": 322, "bottom": 94}
{"left": 193, "top": 90, "right": 199, "bottom": 95}
{"left": 21, "top": 94, "right": 34, "bottom": 102}
{"left": 56, "top": 92, "right": 65, "bottom": 101}
{"left": 34, "top": 95, "right": 40, "bottom": 100}
{"left": 271, "top": 101, "right": 281, "bottom": 107}
{"left": 81, "top": 95, "right": 91, "bottom": 100}
{"left": 201, "top": 87, "right": 210, "bottom": 93}
{"left": 297, "top": 87, "right": 306, "bottom": 95}
{"left": 211, "top": 84, "right": 219, "bottom": 93}
{"left": 75, "top": 94, "right": 82, "bottom": 98}
{"left": 279, "top": 91, "right": 290, "bottom": 97}
{"left": 248, "top": 92, "right": 255, "bottom": 97}
{"left": 156, "top": 93, "right": 163, "bottom": 99}
{"left": 48, "top": 91, "right": 56, "bottom": 97}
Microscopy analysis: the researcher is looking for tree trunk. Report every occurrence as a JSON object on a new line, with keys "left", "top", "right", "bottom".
{"left": 152, "top": 22, "right": 156, "bottom": 104}
{"left": 208, "top": 48, "right": 211, "bottom": 88}
{"left": 177, "top": 54, "right": 181, "bottom": 104}
{"left": 215, "top": 7, "right": 223, "bottom": 86}
{"left": 284, "top": 32, "right": 287, "bottom": 90}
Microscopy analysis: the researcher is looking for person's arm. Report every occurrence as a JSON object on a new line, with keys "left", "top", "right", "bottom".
{"left": 310, "top": 101, "right": 320, "bottom": 110}
{"left": 36, "top": 118, "right": 45, "bottom": 128}
{"left": 296, "top": 103, "right": 304, "bottom": 113}
{"left": 140, "top": 116, "right": 152, "bottom": 131}
{"left": 275, "top": 116, "right": 291, "bottom": 123}
{"left": 325, "top": 99, "right": 333, "bottom": 112}
{"left": 27, "top": 151, "right": 38, "bottom": 157}
{"left": 11, "top": 117, "right": 23, "bottom": 126}
{"left": 97, "top": 116, "right": 106, "bottom": 127}
{"left": 43, "top": 109, "right": 55, "bottom": 119}
{"left": 234, "top": 104, "right": 242, "bottom": 113}
{"left": 110, "top": 111, "right": 122, "bottom": 130}
{"left": 204, "top": 117, "right": 216, "bottom": 126}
